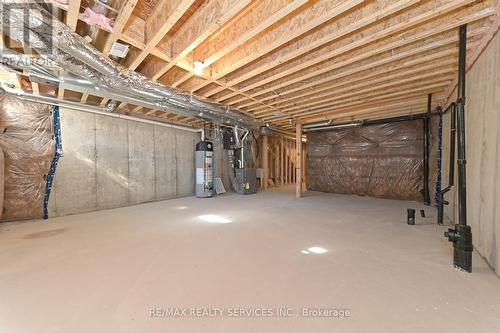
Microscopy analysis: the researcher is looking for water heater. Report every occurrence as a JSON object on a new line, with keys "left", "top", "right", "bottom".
{"left": 195, "top": 141, "right": 215, "bottom": 198}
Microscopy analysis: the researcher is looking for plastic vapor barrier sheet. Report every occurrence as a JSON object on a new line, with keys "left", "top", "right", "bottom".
{"left": 0, "top": 92, "right": 54, "bottom": 221}
{"left": 307, "top": 120, "right": 425, "bottom": 201}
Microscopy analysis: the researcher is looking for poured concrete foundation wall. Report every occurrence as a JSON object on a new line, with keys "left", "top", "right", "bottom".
{"left": 441, "top": 32, "right": 500, "bottom": 275}
{"left": 48, "top": 108, "right": 199, "bottom": 217}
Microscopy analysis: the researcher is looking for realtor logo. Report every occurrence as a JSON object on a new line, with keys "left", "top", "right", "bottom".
{"left": 1, "top": 1, "right": 55, "bottom": 55}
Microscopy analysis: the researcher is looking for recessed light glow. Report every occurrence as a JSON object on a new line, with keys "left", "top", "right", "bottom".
{"left": 302, "top": 246, "right": 328, "bottom": 255}
{"left": 198, "top": 214, "right": 232, "bottom": 224}
{"left": 175, "top": 206, "right": 188, "bottom": 210}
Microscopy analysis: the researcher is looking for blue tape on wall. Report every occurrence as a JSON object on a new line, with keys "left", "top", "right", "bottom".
{"left": 435, "top": 112, "right": 443, "bottom": 208}
{"left": 43, "top": 106, "right": 62, "bottom": 219}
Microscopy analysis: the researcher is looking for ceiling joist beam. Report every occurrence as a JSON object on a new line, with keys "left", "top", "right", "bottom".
{"left": 296, "top": 96, "right": 444, "bottom": 124}
{"left": 270, "top": 85, "right": 448, "bottom": 124}
{"left": 195, "top": 0, "right": 310, "bottom": 68}
{"left": 140, "top": 0, "right": 251, "bottom": 80}
{"left": 66, "top": 0, "right": 81, "bottom": 31}
{"left": 253, "top": 67, "right": 456, "bottom": 116}
{"left": 202, "top": 0, "right": 424, "bottom": 96}
{"left": 96, "top": 0, "right": 139, "bottom": 55}
{"left": 207, "top": 0, "right": 366, "bottom": 82}
{"left": 124, "top": 0, "right": 195, "bottom": 70}
{"left": 223, "top": 21, "right": 488, "bottom": 108}
{"left": 246, "top": 58, "right": 458, "bottom": 113}
{"left": 218, "top": 1, "right": 492, "bottom": 103}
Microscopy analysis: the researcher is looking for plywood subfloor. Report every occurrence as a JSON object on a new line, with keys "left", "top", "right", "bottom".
{"left": 1, "top": 188, "right": 500, "bottom": 332}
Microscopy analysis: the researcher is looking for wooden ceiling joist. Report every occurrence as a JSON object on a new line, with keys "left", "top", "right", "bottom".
{"left": 283, "top": 103, "right": 430, "bottom": 129}
{"left": 56, "top": 0, "right": 82, "bottom": 100}
{"left": 252, "top": 67, "right": 456, "bottom": 116}
{"left": 139, "top": 0, "right": 251, "bottom": 80}
{"left": 279, "top": 93, "right": 445, "bottom": 126}
{"left": 96, "top": 0, "right": 139, "bottom": 55}
{"left": 245, "top": 58, "right": 458, "bottom": 113}
{"left": 266, "top": 80, "right": 451, "bottom": 123}
{"left": 219, "top": 9, "right": 491, "bottom": 108}
{"left": 66, "top": 0, "right": 82, "bottom": 31}
{"left": 208, "top": 0, "right": 366, "bottom": 81}
{"left": 3, "top": 0, "right": 498, "bottom": 127}
{"left": 124, "top": 0, "right": 195, "bottom": 70}
{"left": 255, "top": 47, "right": 457, "bottom": 105}
{"left": 201, "top": 0, "right": 425, "bottom": 97}
{"left": 116, "top": 0, "right": 253, "bottom": 111}
{"left": 231, "top": 28, "right": 484, "bottom": 116}
{"left": 171, "top": 0, "right": 310, "bottom": 88}
{"left": 215, "top": 1, "right": 492, "bottom": 105}
{"left": 266, "top": 75, "right": 455, "bottom": 119}
{"left": 294, "top": 96, "right": 443, "bottom": 125}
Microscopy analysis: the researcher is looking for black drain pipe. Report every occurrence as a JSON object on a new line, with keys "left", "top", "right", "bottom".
{"left": 304, "top": 113, "right": 433, "bottom": 133}
{"left": 423, "top": 94, "right": 431, "bottom": 205}
{"left": 438, "top": 102, "right": 456, "bottom": 225}
{"left": 363, "top": 113, "right": 429, "bottom": 126}
{"left": 444, "top": 25, "right": 472, "bottom": 272}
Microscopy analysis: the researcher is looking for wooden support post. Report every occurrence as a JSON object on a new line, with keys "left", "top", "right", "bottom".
{"left": 290, "top": 140, "right": 293, "bottom": 184}
{"left": 287, "top": 140, "right": 291, "bottom": 184}
{"left": 283, "top": 140, "right": 288, "bottom": 184}
{"left": 274, "top": 143, "right": 279, "bottom": 186}
{"left": 271, "top": 143, "right": 274, "bottom": 184}
{"left": 296, "top": 123, "right": 302, "bottom": 198}
{"left": 289, "top": 140, "right": 292, "bottom": 184}
{"left": 293, "top": 142, "right": 296, "bottom": 184}
{"left": 262, "top": 135, "right": 269, "bottom": 190}
{"left": 289, "top": 143, "right": 292, "bottom": 184}
{"left": 270, "top": 148, "right": 273, "bottom": 183}
{"left": 291, "top": 140, "right": 294, "bottom": 183}
{"left": 274, "top": 149, "right": 277, "bottom": 183}
{"left": 280, "top": 137, "right": 284, "bottom": 186}
{"left": 302, "top": 141, "right": 307, "bottom": 187}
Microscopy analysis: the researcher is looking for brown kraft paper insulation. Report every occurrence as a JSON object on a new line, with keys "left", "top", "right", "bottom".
{"left": 307, "top": 120, "right": 425, "bottom": 201}
{"left": 0, "top": 92, "right": 54, "bottom": 221}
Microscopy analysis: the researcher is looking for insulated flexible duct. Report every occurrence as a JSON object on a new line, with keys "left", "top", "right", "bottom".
{"left": 0, "top": 85, "right": 202, "bottom": 134}
{"left": 0, "top": 1, "right": 258, "bottom": 129}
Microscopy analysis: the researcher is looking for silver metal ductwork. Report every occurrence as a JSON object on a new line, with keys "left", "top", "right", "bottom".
{"left": 0, "top": 83, "right": 202, "bottom": 133}
{"left": 0, "top": 1, "right": 259, "bottom": 129}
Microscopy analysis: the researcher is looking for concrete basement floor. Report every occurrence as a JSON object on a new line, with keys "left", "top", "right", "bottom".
{"left": 1, "top": 188, "right": 500, "bottom": 333}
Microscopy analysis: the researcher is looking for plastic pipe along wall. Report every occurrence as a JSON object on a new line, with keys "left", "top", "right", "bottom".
{"left": 47, "top": 108, "right": 200, "bottom": 217}
{"left": 441, "top": 32, "right": 500, "bottom": 275}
